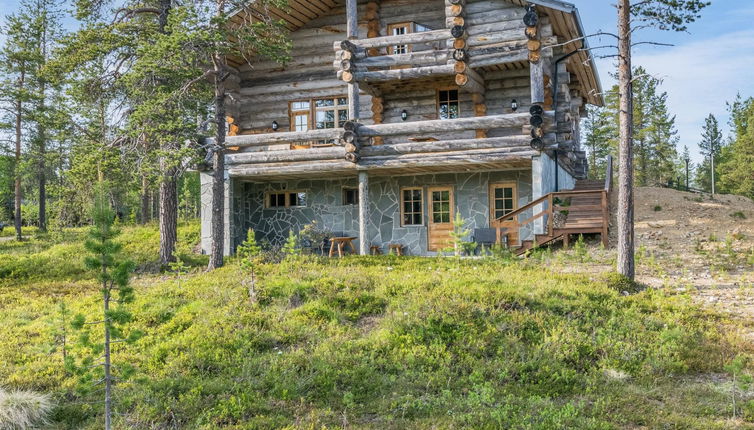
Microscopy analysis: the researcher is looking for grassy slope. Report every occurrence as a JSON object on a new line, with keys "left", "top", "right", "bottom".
{"left": 0, "top": 224, "right": 752, "bottom": 429}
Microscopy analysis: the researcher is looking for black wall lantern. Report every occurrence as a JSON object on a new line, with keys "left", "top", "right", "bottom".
{"left": 511, "top": 99, "right": 518, "bottom": 112}
{"left": 271, "top": 120, "right": 279, "bottom": 131}
{"left": 401, "top": 109, "right": 408, "bottom": 121}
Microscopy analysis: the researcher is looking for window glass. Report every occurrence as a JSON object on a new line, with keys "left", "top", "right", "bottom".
{"left": 289, "top": 97, "right": 348, "bottom": 147}
{"left": 293, "top": 114, "right": 308, "bottom": 132}
{"left": 389, "top": 23, "right": 410, "bottom": 55}
{"left": 343, "top": 188, "right": 359, "bottom": 205}
{"left": 402, "top": 188, "right": 423, "bottom": 226}
{"left": 491, "top": 186, "right": 516, "bottom": 219}
{"left": 266, "top": 191, "right": 307, "bottom": 208}
{"left": 438, "top": 89, "right": 460, "bottom": 120}
{"left": 316, "top": 110, "right": 336, "bottom": 129}
{"left": 291, "top": 101, "right": 310, "bottom": 111}
{"left": 431, "top": 190, "right": 451, "bottom": 223}
{"left": 268, "top": 193, "right": 286, "bottom": 208}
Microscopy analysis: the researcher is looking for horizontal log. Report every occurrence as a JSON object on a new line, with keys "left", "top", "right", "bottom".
{"left": 333, "top": 29, "right": 451, "bottom": 50}
{"left": 467, "top": 49, "right": 530, "bottom": 68}
{"left": 356, "top": 112, "right": 553, "bottom": 137}
{"left": 228, "top": 160, "right": 356, "bottom": 177}
{"left": 344, "top": 63, "right": 456, "bottom": 83}
{"left": 351, "top": 50, "right": 450, "bottom": 67}
{"left": 361, "top": 136, "right": 530, "bottom": 156}
{"left": 226, "top": 147, "right": 344, "bottom": 164}
{"left": 222, "top": 128, "right": 343, "bottom": 147}
{"left": 359, "top": 147, "right": 538, "bottom": 167}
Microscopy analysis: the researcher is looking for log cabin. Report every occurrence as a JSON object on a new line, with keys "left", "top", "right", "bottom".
{"left": 199, "top": 0, "right": 610, "bottom": 256}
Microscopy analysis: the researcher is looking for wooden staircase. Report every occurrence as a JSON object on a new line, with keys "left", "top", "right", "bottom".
{"left": 497, "top": 158, "right": 613, "bottom": 256}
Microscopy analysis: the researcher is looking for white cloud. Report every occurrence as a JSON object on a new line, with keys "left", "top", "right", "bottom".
{"left": 594, "top": 29, "right": 754, "bottom": 164}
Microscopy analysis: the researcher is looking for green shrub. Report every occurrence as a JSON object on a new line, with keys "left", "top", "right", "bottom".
{"left": 0, "top": 227, "right": 747, "bottom": 429}
{"left": 653, "top": 205, "right": 662, "bottom": 211}
{"left": 732, "top": 211, "right": 747, "bottom": 220}
{"left": 604, "top": 272, "right": 645, "bottom": 295}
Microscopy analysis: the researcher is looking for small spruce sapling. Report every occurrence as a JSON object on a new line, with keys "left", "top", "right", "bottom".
{"left": 70, "top": 186, "right": 141, "bottom": 430}
{"left": 449, "top": 212, "right": 476, "bottom": 257}
{"left": 168, "top": 257, "right": 190, "bottom": 289}
{"left": 725, "top": 355, "right": 753, "bottom": 419}
{"left": 237, "top": 229, "right": 263, "bottom": 303}
{"left": 282, "top": 230, "right": 301, "bottom": 257}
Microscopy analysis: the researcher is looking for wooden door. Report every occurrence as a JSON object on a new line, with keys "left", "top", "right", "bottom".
{"left": 428, "top": 186, "right": 454, "bottom": 251}
{"left": 489, "top": 183, "right": 519, "bottom": 246}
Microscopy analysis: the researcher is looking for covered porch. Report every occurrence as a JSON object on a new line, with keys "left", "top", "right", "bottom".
{"left": 200, "top": 153, "right": 573, "bottom": 256}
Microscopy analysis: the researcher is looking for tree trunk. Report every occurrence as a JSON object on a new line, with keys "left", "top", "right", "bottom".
{"left": 710, "top": 154, "right": 715, "bottom": 196}
{"left": 103, "top": 287, "right": 111, "bottom": 430}
{"left": 157, "top": 0, "right": 178, "bottom": 264}
{"left": 140, "top": 174, "right": 150, "bottom": 224}
{"left": 38, "top": 18, "right": 48, "bottom": 233}
{"left": 159, "top": 169, "right": 178, "bottom": 264}
{"left": 14, "top": 69, "right": 25, "bottom": 241}
{"left": 207, "top": 32, "right": 228, "bottom": 270}
{"left": 617, "top": 0, "right": 634, "bottom": 280}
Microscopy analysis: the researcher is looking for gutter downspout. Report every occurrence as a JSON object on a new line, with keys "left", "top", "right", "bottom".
{"left": 552, "top": 41, "right": 583, "bottom": 191}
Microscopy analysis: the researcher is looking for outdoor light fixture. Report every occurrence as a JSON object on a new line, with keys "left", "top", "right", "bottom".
{"left": 511, "top": 99, "right": 519, "bottom": 112}
{"left": 401, "top": 110, "right": 408, "bottom": 121}
{"left": 271, "top": 120, "right": 279, "bottom": 131}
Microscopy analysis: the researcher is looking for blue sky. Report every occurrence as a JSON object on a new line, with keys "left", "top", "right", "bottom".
{"left": 577, "top": 0, "right": 754, "bottom": 162}
{"left": 1, "top": 0, "right": 752, "bottom": 163}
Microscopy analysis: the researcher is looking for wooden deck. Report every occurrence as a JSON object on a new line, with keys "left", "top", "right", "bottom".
{"left": 497, "top": 157, "right": 613, "bottom": 256}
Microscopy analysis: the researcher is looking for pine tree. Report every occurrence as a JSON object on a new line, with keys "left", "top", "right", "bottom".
{"left": 0, "top": 4, "right": 39, "bottom": 239}
{"left": 582, "top": 105, "right": 615, "bottom": 180}
{"left": 71, "top": 185, "right": 140, "bottom": 430}
{"left": 719, "top": 96, "right": 754, "bottom": 199}
{"left": 698, "top": 113, "right": 723, "bottom": 194}
{"left": 614, "top": 0, "right": 709, "bottom": 280}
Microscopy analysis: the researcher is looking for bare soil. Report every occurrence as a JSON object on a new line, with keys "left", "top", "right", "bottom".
{"left": 559, "top": 187, "right": 754, "bottom": 319}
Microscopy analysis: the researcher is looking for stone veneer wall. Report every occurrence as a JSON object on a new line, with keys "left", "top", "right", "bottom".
{"left": 228, "top": 170, "right": 533, "bottom": 256}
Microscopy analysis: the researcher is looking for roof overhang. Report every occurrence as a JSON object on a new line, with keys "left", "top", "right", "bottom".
{"left": 524, "top": 0, "right": 604, "bottom": 106}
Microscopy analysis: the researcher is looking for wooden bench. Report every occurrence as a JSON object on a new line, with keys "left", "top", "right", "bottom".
{"left": 387, "top": 244, "right": 404, "bottom": 256}
{"left": 328, "top": 236, "right": 357, "bottom": 257}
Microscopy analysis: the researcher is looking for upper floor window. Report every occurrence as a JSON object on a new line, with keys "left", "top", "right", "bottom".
{"left": 438, "top": 89, "right": 459, "bottom": 120}
{"left": 289, "top": 97, "right": 348, "bottom": 147}
{"left": 387, "top": 22, "right": 432, "bottom": 55}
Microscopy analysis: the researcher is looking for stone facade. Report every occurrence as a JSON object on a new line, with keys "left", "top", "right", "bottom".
{"left": 222, "top": 170, "right": 533, "bottom": 256}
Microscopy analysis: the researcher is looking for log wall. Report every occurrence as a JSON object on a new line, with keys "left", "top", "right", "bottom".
{"left": 232, "top": 0, "right": 583, "bottom": 169}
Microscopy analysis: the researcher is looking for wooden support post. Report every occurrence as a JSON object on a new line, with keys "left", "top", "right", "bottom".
{"left": 526, "top": 5, "right": 545, "bottom": 105}
{"left": 358, "top": 171, "right": 369, "bottom": 255}
{"left": 365, "top": 1, "right": 381, "bottom": 56}
{"left": 346, "top": 0, "right": 360, "bottom": 121}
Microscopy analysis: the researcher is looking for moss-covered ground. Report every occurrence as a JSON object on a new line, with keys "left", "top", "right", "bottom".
{"left": 1, "top": 223, "right": 753, "bottom": 429}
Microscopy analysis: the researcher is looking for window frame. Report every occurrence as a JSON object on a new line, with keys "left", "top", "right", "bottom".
{"left": 489, "top": 182, "right": 518, "bottom": 221}
{"left": 387, "top": 22, "right": 413, "bottom": 55}
{"left": 265, "top": 190, "right": 308, "bottom": 209}
{"left": 288, "top": 97, "right": 348, "bottom": 147}
{"left": 436, "top": 87, "right": 460, "bottom": 120}
{"left": 400, "top": 187, "right": 425, "bottom": 227}
{"left": 342, "top": 187, "right": 359, "bottom": 206}
{"left": 386, "top": 21, "right": 432, "bottom": 55}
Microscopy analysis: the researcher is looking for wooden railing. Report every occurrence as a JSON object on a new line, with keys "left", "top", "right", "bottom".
{"left": 605, "top": 155, "right": 613, "bottom": 192}
{"left": 495, "top": 174, "right": 612, "bottom": 245}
